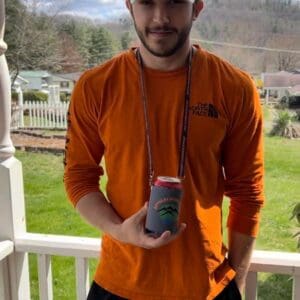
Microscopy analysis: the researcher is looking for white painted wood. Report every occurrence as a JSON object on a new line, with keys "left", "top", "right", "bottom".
{"left": 0, "top": 241, "right": 13, "bottom": 300}
{"left": 29, "top": 102, "right": 33, "bottom": 127}
{"left": 293, "top": 275, "right": 300, "bottom": 300}
{"left": 37, "top": 103, "right": 41, "bottom": 127}
{"left": 266, "top": 89, "right": 269, "bottom": 104}
{"left": 0, "top": 0, "right": 15, "bottom": 161}
{"left": 34, "top": 101, "right": 37, "bottom": 127}
{"left": 0, "top": 240, "right": 13, "bottom": 261}
{"left": 45, "top": 105, "right": 49, "bottom": 127}
{"left": 76, "top": 257, "right": 89, "bottom": 300}
{"left": 249, "top": 250, "right": 300, "bottom": 275}
{"left": 15, "top": 233, "right": 101, "bottom": 258}
{"left": 245, "top": 271, "right": 257, "bottom": 300}
{"left": 12, "top": 232, "right": 300, "bottom": 298}
{"left": 19, "top": 91, "right": 24, "bottom": 127}
{"left": 20, "top": 101, "right": 69, "bottom": 129}
{"left": 59, "top": 105, "right": 63, "bottom": 128}
{"left": 51, "top": 107, "right": 55, "bottom": 127}
{"left": 64, "top": 102, "right": 68, "bottom": 128}
{"left": 0, "top": 157, "right": 31, "bottom": 300}
{"left": 38, "top": 254, "right": 53, "bottom": 300}
{"left": 15, "top": 234, "right": 300, "bottom": 276}
{"left": 0, "top": 259, "right": 11, "bottom": 300}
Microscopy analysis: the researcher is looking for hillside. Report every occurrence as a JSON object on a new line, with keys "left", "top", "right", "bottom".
{"left": 5, "top": 0, "right": 300, "bottom": 74}
{"left": 193, "top": 0, "right": 300, "bottom": 72}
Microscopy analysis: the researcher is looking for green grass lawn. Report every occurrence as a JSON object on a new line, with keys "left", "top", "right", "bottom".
{"left": 15, "top": 118, "right": 300, "bottom": 299}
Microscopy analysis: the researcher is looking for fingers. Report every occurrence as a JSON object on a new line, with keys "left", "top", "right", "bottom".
{"left": 142, "top": 223, "right": 187, "bottom": 249}
{"left": 121, "top": 203, "right": 186, "bottom": 249}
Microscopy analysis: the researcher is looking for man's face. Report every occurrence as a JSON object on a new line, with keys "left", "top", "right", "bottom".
{"left": 127, "top": 0, "right": 203, "bottom": 57}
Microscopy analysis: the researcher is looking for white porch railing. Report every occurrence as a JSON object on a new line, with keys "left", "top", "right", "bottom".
{"left": 1, "top": 233, "right": 300, "bottom": 300}
{"left": 0, "top": 240, "right": 14, "bottom": 300}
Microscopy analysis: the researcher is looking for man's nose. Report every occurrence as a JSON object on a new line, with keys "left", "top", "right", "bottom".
{"left": 152, "top": 5, "right": 170, "bottom": 24}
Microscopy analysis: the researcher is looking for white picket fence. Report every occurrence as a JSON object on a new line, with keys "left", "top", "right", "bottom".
{"left": 11, "top": 101, "right": 69, "bottom": 129}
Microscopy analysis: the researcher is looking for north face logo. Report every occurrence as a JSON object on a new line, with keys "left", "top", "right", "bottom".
{"left": 189, "top": 103, "right": 219, "bottom": 119}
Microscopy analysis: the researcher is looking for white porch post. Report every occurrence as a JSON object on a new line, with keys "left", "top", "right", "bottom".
{"left": 0, "top": 0, "right": 14, "bottom": 159}
{"left": 0, "top": 0, "right": 31, "bottom": 299}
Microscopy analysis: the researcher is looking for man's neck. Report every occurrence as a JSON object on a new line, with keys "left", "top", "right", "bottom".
{"left": 138, "top": 42, "right": 192, "bottom": 72}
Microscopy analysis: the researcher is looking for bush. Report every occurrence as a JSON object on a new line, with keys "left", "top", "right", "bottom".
{"left": 11, "top": 91, "right": 18, "bottom": 102}
{"left": 23, "top": 91, "right": 48, "bottom": 102}
{"left": 290, "top": 203, "right": 300, "bottom": 250}
{"left": 60, "top": 92, "right": 70, "bottom": 102}
{"left": 270, "top": 109, "right": 299, "bottom": 138}
{"left": 294, "top": 110, "right": 300, "bottom": 122}
{"left": 275, "top": 97, "right": 289, "bottom": 110}
{"left": 270, "top": 110, "right": 292, "bottom": 136}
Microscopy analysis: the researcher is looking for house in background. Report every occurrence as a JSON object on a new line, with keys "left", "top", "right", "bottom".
{"left": 11, "top": 75, "right": 28, "bottom": 92}
{"left": 48, "top": 72, "right": 82, "bottom": 94}
{"left": 18, "top": 70, "right": 81, "bottom": 95}
{"left": 262, "top": 71, "right": 300, "bottom": 105}
{"left": 18, "top": 70, "right": 51, "bottom": 92}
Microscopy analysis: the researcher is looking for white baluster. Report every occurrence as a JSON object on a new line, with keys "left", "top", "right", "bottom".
{"left": 75, "top": 257, "right": 90, "bottom": 300}
{"left": 38, "top": 254, "right": 53, "bottom": 300}
{"left": 293, "top": 275, "right": 300, "bottom": 300}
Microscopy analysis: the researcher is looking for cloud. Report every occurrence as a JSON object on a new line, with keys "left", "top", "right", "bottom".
{"left": 22, "top": 0, "right": 128, "bottom": 21}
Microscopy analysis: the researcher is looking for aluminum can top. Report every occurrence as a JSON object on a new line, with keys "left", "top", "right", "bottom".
{"left": 154, "top": 176, "right": 182, "bottom": 189}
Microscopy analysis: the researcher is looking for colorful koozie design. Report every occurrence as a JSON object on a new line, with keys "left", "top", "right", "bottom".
{"left": 155, "top": 199, "right": 179, "bottom": 226}
{"left": 146, "top": 184, "right": 182, "bottom": 235}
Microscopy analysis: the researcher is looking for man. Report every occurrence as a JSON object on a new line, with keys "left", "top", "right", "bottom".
{"left": 64, "top": 0, "right": 264, "bottom": 299}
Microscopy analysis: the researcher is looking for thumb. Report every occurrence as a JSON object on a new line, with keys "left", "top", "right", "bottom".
{"left": 131, "top": 202, "right": 148, "bottom": 222}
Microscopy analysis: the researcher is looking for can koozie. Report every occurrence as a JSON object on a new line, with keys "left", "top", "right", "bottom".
{"left": 145, "top": 176, "right": 183, "bottom": 236}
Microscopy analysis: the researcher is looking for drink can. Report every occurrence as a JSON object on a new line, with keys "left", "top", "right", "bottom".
{"left": 145, "top": 176, "right": 183, "bottom": 237}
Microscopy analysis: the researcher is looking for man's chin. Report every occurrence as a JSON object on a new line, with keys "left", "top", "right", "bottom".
{"left": 143, "top": 44, "right": 181, "bottom": 58}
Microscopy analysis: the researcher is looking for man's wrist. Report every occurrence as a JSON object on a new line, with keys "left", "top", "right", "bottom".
{"left": 107, "top": 222, "right": 123, "bottom": 240}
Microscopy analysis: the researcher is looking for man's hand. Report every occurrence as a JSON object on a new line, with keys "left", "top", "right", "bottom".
{"left": 113, "top": 202, "right": 187, "bottom": 249}
{"left": 76, "top": 192, "right": 186, "bottom": 250}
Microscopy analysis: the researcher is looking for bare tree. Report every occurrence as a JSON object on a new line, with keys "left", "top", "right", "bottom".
{"left": 5, "top": 0, "right": 68, "bottom": 86}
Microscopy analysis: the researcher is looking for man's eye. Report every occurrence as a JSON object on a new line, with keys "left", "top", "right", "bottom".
{"left": 168, "top": 0, "right": 189, "bottom": 5}
{"left": 139, "top": 0, "right": 153, "bottom": 5}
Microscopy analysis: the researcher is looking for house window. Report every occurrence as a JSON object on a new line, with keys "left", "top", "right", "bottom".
{"left": 61, "top": 82, "right": 69, "bottom": 88}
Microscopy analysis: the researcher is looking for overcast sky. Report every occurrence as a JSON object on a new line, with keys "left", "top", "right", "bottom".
{"left": 25, "top": 0, "right": 129, "bottom": 22}
{"left": 24, "top": 0, "right": 300, "bottom": 22}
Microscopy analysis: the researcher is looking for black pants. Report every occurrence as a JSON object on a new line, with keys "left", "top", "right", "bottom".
{"left": 87, "top": 280, "right": 242, "bottom": 300}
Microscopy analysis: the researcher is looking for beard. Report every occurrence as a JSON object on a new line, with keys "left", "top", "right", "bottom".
{"left": 133, "top": 21, "right": 193, "bottom": 57}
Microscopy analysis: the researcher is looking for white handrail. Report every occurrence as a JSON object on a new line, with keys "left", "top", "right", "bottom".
{"left": 249, "top": 250, "right": 300, "bottom": 275}
{"left": 0, "top": 240, "right": 13, "bottom": 261}
{"left": 15, "top": 233, "right": 101, "bottom": 258}
{"left": 14, "top": 233, "right": 300, "bottom": 300}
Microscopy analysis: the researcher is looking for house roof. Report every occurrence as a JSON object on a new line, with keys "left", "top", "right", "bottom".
{"left": 263, "top": 71, "right": 300, "bottom": 88}
{"left": 13, "top": 75, "right": 28, "bottom": 84}
{"left": 51, "top": 75, "right": 73, "bottom": 82}
{"left": 11, "top": 75, "right": 29, "bottom": 89}
{"left": 56, "top": 72, "right": 82, "bottom": 82}
{"left": 290, "top": 85, "right": 300, "bottom": 96}
{"left": 19, "top": 70, "right": 51, "bottom": 78}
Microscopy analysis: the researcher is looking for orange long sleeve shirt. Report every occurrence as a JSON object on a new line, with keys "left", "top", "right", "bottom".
{"left": 64, "top": 46, "right": 264, "bottom": 299}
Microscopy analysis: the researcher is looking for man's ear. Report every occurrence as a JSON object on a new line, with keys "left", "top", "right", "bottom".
{"left": 125, "top": 0, "right": 132, "bottom": 11}
{"left": 193, "top": 0, "right": 204, "bottom": 20}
